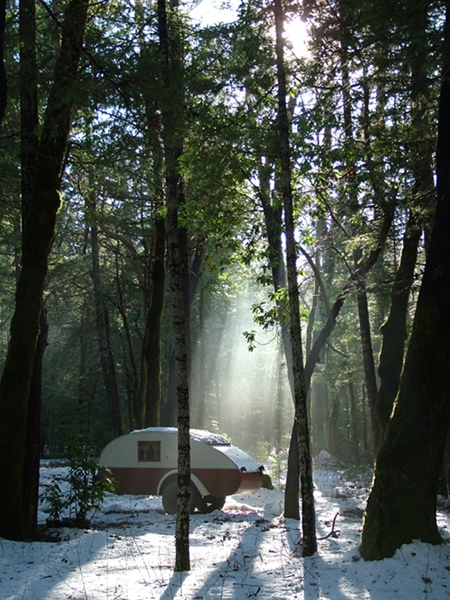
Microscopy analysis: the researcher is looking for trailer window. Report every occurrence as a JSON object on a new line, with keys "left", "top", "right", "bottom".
{"left": 138, "top": 440, "right": 161, "bottom": 462}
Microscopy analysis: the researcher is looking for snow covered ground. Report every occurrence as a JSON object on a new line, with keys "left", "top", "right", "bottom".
{"left": 1, "top": 457, "right": 450, "bottom": 599}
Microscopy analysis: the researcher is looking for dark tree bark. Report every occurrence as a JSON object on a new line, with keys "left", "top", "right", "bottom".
{"left": 20, "top": 0, "right": 38, "bottom": 223}
{"left": 348, "top": 379, "right": 361, "bottom": 464}
{"left": 0, "top": 0, "right": 90, "bottom": 541}
{"left": 360, "top": 4, "right": 450, "bottom": 560}
{"left": 0, "top": 0, "right": 6, "bottom": 128}
{"left": 165, "top": 349, "right": 178, "bottom": 426}
{"left": 356, "top": 279, "right": 379, "bottom": 452}
{"left": 19, "top": 0, "right": 43, "bottom": 539}
{"left": 301, "top": 243, "right": 331, "bottom": 453}
{"left": 158, "top": 0, "right": 191, "bottom": 572}
{"left": 138, "top": 11, "right": 167, "bottom": 429}
{"left": 376, "top": 0, "right": 434, "bottom": 438}
{"left": 274, "top": 0, "right": 317, "bottom": 556}
{"left": 143, "top": 214, "right": 166, "bottom": 427}
{"left": 23, "top": 308, "right": 47, "bottom": 538}
{"left": 376, "top": 213, "right": 421, "bottom": 434}
{"left": 78, "top": 296, "right": 93, "bottom": 434}
{"left": 284, "top": 421, "right": 301, "bottom": 520}
{"left": 194, "top": 282, "right": 207, "bottom": 429}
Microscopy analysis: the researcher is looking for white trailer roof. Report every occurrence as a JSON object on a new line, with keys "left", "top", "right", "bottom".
{"left": 130, "top": 427, "right": 230, "bottom": 446}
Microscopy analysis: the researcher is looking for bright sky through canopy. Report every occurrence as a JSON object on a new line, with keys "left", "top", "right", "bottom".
{"left": 189, "top": 0, "right": 239, "bottom": 26}
{"left": 188, "top": 0, "right": 309, "bottom": 57}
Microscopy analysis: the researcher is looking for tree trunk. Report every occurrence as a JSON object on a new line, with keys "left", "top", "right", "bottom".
{"left": 78, "top": 298, "right": 93, "bottom": 435}
{"left": 23, "top": 307, "right": 47, "bottom": 537}
{"left": 360, "top": 5, "right": 450, "bottom": 559}
{"left": 20, "top": 0, "right": 38, "bottom": 223}
{"left": 376, "top": 212, "right": 421, "bottom": 434}
{"left": 0, "top": 0, "right": 6, "bottom": 128}
{"left": 376, "top": 0, "right": 435, "bottom": 438}
{"left": 195, "top": 284, "right": 207, "bottom": 429}
{"left": 158, "top": 0, "right": 190, "bottom": 572}
{"left": 259, "top": 158, "right": 300, "bottom": 519}
{"left": 274, "top": 0, "right": 317, "bottom": 556}
{"left": 19, "top": 0, "right": 42, "bottom": 539}
{"left": 0, "top": 0, "right": 90, "bottom": 541}
{"left": 348, "top": 379, "right": 360, "bottom": 464}
{"left": 138, "top": 5, "right": 167, "bottom": 429}
{"left": 356, "top": 280, "right": 379, "bottom": 452}
{"left": 304, "top": 233, "right": 331, "bottom": 454}
{"left": 144, "top": 214, "right": 166, "bottom": 427}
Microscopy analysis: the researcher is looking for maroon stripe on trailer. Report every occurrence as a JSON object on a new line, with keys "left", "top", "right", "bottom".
{"left": 100, "top": 466, "right": 264, "bottom": 498}
{"left": 101, "top": 467, "right": 170, "bottom": 495}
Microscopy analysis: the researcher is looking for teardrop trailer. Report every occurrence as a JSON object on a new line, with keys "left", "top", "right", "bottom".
{"left": 99, "top": 428, "right": 265, "bottom": 514}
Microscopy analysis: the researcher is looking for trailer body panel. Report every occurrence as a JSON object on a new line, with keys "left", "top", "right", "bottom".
{"left": 99, "top": 428, "right": 264, "bottom": 502}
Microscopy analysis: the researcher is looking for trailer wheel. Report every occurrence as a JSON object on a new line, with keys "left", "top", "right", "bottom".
{"left": 196, "top": 495, "right": 226, "bottom": 513}
{"left": 161, "top": 479, "right": 201, "bottom": 514}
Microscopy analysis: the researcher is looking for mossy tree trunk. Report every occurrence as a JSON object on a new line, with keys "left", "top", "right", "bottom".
{"left": 0, "top": 0, "right": 90, "bottom": 541}
{"left": 360, "top": 4, "right": 450, "bottom": 560}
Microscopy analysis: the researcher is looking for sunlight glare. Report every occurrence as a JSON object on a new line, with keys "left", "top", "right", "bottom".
{"left": 284, "top": 15, "right": 310, "bottom": 58}
{"left": 189, "top": 1, "right": 310, "bottom": 58}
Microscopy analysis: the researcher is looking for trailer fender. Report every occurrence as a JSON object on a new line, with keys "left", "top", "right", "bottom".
{"left": 157, "top": 470, "right": 210, "bottom": 498}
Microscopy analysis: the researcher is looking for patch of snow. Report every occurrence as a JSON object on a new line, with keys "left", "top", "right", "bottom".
{"left": 1, "top": 463, "right": 449, "bottom": 599}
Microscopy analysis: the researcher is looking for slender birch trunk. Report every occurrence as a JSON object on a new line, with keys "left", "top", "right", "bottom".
{"left": 274, "top": 0, "right": 317, "bottom": 556}
{"left": 157, "top": 0, "right": 191, "bottom": 572}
